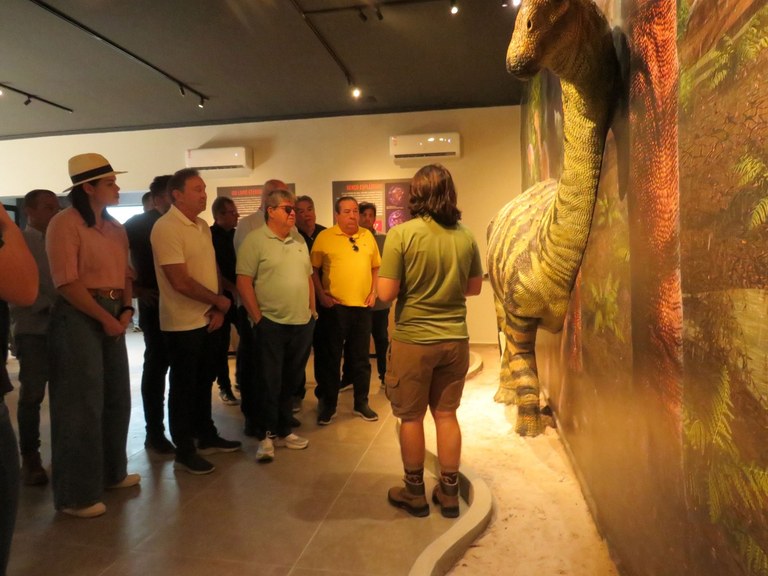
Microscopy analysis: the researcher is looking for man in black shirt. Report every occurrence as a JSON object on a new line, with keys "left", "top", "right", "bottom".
{"left": 124, "top": 175, "right": 175, "bottom": 454}
{"left": 210, "top": 197, "right": 240, "bottom": 406}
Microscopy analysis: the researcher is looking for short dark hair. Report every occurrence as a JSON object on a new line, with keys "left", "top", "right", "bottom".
{"left": 263, "top": 189, "right": 295, "bottom": 222}
{"left": 408, "top": 164, "right": 461, "bottom": 227}
{"left": 334, "top": 195, "right": 358, "bottom": 214}
{"left": 168, "top": 168, "right": 200, "bottom": 200}
{"left": 359, "top": 202, "right": 376, "bottom": 217}
{"left": 23, "top": 189, "right": 56, "bottom": 209}
{"left": 211, "top": 196, "right": 235, "bottom": 216}
{"left": 296, "top": 195, "right": 315, "bottom": 206}
{"left": 149, "top": 175, "right": 171, "bottom": 197}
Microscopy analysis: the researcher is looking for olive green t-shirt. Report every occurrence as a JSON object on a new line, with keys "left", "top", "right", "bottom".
{"left": 379, "top": 216, "right": 483, "bottom": 344}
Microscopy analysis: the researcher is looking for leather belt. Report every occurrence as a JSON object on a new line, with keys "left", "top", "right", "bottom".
{"left": 88, "top": 288, "right": 124, "bottom": 300}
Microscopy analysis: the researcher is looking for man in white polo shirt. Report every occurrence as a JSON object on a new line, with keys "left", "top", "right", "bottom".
{"left": 151, "top": 168, "right": 241, "bottom": 475}
{"left": 236, "top": 189, "right": 315, "bottom": 462}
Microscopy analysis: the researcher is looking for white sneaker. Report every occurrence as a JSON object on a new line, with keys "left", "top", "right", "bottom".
{"left": 255, "top": 437, "right": 275, "bottom": 463}
{"left": 274, "top": 433, "right": 309, "bottom": 450}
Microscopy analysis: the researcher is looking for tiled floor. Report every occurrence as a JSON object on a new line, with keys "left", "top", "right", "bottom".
{"left": 5, "top": 332, "right": 460, "bottom": 576}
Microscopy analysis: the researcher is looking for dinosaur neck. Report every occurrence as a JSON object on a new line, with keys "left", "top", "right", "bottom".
{"left": 542, "top": 33, "right": 616, "bottom": 269}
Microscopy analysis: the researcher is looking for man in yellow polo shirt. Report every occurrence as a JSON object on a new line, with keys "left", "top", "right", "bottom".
{"left": 310, "top": 196, "right": 380, "bottom": 425}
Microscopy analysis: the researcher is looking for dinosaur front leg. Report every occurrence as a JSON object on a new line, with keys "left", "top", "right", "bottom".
{"left": 494, "top": 314, "right": 544, "bottom": 436}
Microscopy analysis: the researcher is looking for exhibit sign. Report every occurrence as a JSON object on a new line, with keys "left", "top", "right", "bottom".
{"left": 332, "top": 179, "right": 411, "bottom": 232}
{"left": 217, "top": 183, "right": 296, "bottom": 217}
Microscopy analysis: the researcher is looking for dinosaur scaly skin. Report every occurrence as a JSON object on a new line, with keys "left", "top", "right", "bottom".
{"left": 487, "top": 0, "right": 619, "bottom": 436}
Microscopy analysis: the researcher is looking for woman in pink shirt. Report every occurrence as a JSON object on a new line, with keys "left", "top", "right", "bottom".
{"left": 46, "top": 153, "right": 140, "bottom": 518}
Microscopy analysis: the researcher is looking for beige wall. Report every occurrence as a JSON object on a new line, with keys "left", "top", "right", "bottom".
{"left": 0, "top": 105, "right": 521, "bottom": 342}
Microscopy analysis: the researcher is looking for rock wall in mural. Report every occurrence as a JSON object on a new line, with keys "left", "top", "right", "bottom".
{"left": 520, "top": 0, "right": 768, "bottom": 574}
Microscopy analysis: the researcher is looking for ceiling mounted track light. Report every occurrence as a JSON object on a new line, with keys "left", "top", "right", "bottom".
{"left": 450, "top": 0, "right": 459, "bottom": 15}
{"left": 28, "top": 0, "right": 209, "bottom": 109}
{"left": 0, "top": 81, "right": 73, "bottom": 113}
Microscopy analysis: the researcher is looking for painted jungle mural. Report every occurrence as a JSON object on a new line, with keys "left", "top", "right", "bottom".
{"left": 508, "top": 0, "right": 768, "bottom": 573}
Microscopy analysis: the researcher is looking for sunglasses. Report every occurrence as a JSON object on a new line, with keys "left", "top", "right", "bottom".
{"left": 349, "top": 237, "right": 359, "bottom": 252}
{"left": 273, "top": 205, "right": 295, "bottom": 215}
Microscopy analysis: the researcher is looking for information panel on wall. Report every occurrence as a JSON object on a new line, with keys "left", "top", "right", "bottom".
{"left": 332, "top": 179, "right": 411, "bottom": 232}
{"left": 217, "top": 183, "right": 296, "bottom": 217}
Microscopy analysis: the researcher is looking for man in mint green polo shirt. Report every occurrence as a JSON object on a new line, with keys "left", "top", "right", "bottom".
{"left": 236, "top": 189, "right": 315, "bottom": 463}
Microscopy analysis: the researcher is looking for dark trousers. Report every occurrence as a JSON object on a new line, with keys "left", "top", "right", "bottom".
{"left": 0, "top": 400, "right": 19, "bottom": 576}
{"left": 164, "top": 327, "right": 220, "bottom": 458}
{"left": 371, "top": 308, "right": 390, "bottom": 382}
{"left": 15, "top": 334, "right": 49, "bottom": 454}
{"left": 214, "top": 317, "right": 235, "bottom": 393}
{"left": 237, "top": 306, "right": 258, "bottom": 422}
{"left": 253, "top": 317, "right": 314, "bottom": 439}
{"left": 314, "top": 305, "right": 372, "bottom": 409}
{"left": 138, "top": 301, "right": 169, "bottom": 439}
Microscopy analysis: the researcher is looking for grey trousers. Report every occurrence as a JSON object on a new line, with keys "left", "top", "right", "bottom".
{"left": 15, "top": 334, "right": 49, "bottom": 455}
{"left": 48, "top": 298, "right": 131, "bottom": 510}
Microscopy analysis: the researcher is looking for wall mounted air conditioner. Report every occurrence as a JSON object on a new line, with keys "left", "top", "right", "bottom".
{"left": 184, "top": 146, "right": 253, "bottom": 171}
{"left": 389, "top": 132, "right": 461, "bottom": 164}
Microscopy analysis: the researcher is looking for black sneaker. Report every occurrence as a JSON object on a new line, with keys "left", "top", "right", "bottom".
{"left": 197, "top": 436, "right": 242, "bottom": 454}
{"left": 317, "top": 405, "right": 337, "bottom": 426}
{"left": 174, "top": 453, "right": 215, "bottom": 475}
{"left": 144, "top": 435, "right": 176, "bottom": 455}
{"left": 290, "top": 415, "right": 301, "bottom": 428}
{"left": 353, "top": 403, "right": 379, "bottom": 422}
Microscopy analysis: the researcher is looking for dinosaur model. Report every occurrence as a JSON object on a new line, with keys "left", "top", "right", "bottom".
{"left": 487, "top": 0, "right": 620, "bottom": 436}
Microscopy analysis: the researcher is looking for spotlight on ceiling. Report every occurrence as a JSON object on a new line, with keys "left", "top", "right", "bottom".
{"left": 375, "top": 6, "right": 383, "bottom": 20}
{"left": 351, "top": 86, "right": 362, "bottom": 99}
{"left": 501, "top": 0, "right": 509, "bottom": 6}
{"left": 24, "top": 96, "right": 31, "bottom": 106}
{"left": 513, "top": 0, "right": 522, "bottom": 5}
{"left": 358, "top": 9, "right": 367, "bottom": 22}
{"left": 450, "top": 0, "right": 458, "bottom": 15}
{"left": 198, "top": 97, "right": 206, "bottom": 109}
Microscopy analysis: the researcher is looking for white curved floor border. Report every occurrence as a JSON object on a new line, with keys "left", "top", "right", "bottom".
{"left": 404, "top": 350, "right": 494, "bottom": 576}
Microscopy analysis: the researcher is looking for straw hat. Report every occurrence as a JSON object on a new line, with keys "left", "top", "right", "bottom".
{"left": 64, "top": 153, "right": 126, "bottom": 191}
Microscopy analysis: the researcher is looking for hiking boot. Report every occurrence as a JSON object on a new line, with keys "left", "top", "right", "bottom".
{"left": 219, "top": 389, "right": 240, "bottom": 406}
{"left": 274, "top": 433, "right": 309, "bottom": 450}
{"left": 353, "top": 403, "right": 379, "bottom": 422}
{"left": 174, "top": 453, "right": 215, "bottom": 475}
{"left": 388, "top": 479, "right": 430, "bottom": 518}
{"left": 256, "top": 437, "right": 275, "bottom": 463}
{"left": 21, "top": 452, "right": 48, "bottom": 486}
{"left": 197, "top": 435, "right": 241, "bottom": 454}
{"left": 432, "top": 480, "right": 460, "bottom": 518}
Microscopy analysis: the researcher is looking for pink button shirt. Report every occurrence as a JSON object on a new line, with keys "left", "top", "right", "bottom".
{"left": 46, "top": 207, "right": 132, "bottom": 289}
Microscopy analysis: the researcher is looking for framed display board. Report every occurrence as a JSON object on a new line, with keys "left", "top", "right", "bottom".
{"left": 332, "top": 179, "right": 411, "bottom": 232}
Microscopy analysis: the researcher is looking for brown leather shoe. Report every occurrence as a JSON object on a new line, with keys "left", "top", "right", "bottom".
{"left": 21, "top": 452, "right": 48, "bottom": 486}
{"left": 432, "top": 481, "right": 460, "bottom": 518}
{"left": 387, "top": 479, "right": 430, "bottom": 518}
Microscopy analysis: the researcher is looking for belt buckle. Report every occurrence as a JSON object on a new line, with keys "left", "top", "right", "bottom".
{"left": 108, "top": 289, "right": 117, "bottom": 300}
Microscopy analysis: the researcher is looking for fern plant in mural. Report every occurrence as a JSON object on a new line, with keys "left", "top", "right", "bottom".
{"left": 685, "top": 293, "right": 768, "bottom": 575}
{"left": 736, "top": 154, "right": 768, "bottom": 230}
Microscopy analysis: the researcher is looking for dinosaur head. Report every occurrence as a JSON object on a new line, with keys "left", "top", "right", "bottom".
{"left": 506, "top": 0, "right": 579, "bottom": 80}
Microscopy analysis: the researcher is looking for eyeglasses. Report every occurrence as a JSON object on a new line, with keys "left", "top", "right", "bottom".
{"left": 349, "top": 237, "right": 359, "bottom": 252}
{"left": 274, "top": 205, "right": 295, "bottom": 215}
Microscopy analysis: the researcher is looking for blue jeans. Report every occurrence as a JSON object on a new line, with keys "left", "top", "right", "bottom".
{"left": 252, "top": 317, "right": 314, "bottom": 439}
{"left": 15, "top": 334, "right": 49, "bottom": 455}
{"left": 0, "top": 400, "right": 19, "bottom": 576}
{"left": 164, "top": 327, "right": 220, "bottom": 457}
{"left": 49, "top": 298, "right": 131, "bottom": 510}
{"left": 138, "top": 301, "right": 169, "bottom": 439}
